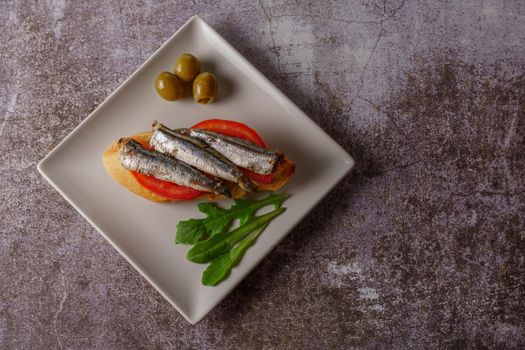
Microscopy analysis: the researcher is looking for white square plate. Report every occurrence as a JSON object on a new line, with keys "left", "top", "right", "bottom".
{"left": 38, "top": 16, "right": 354, "bottom": 324}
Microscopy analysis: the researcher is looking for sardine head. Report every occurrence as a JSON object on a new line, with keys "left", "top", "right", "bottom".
{"left": 152, "top": 120, "right": 162, "bottom": 130}
{"left": 118, "top": 138, "right": 142, "bottom": 154}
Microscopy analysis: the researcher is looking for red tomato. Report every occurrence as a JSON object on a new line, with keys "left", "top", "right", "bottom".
{"left": 132, "top": 172, "right": 203, "bottom": 200}
{"left": 131, "top": 119, "right": 272, "bottom": 200}
{"left": 192, "top": 119, "right": 272, "bottom": 184}
{"left": 241, "top": 169, "right": 272, "bottom": 184}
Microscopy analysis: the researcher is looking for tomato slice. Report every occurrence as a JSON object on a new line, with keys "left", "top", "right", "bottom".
{"left": 192, "top": 119, "right": 272, "bottom": 184}
{"left": 241, "top": 168, "right": 272, "bottom": 184}
{"left": 132, "top": 172, "right": 203, "bottom": 200}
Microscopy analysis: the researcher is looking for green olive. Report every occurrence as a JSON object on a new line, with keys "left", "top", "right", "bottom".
{"left": 155, "top": 72, "right": 184, "bottom": 101}
{"left": 174, "top": 53, "right": 201, "bottom": 82}
{"left": 193, "top": 72, "right": 217, "bottom": 104}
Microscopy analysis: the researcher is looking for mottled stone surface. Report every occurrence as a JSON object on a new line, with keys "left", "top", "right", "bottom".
{"left": 1, "top": 0, "right": 524, "bottom": 348}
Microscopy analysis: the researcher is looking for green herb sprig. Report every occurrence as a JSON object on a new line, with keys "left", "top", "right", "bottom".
{"left": 176, "top": 193, "right": 288, "bottom": 286}
{"left": 176, "top": 193, "right": 287, "bottom": 244}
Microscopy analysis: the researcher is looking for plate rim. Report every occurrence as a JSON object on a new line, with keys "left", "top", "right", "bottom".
{"left": 37, "top": 15, "right": 355, "bottom": 324}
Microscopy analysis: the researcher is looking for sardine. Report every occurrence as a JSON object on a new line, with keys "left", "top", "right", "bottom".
{"left": 181, "top": 128, "right": 280, "bottom": 175}
{"left": 118, "top": 138, "right": 230, "bottom": 197}
{"left": 150, "top": 122, "right": 256, "bottom": 192}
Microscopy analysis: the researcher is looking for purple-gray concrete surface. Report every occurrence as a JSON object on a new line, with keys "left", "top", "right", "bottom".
{"left": 1, "top": 0, "right": 524, "bottom": 348}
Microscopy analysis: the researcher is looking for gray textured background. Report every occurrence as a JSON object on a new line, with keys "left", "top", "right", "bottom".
{"left": 1, "top": 0, "right": 524, "bottom": 349}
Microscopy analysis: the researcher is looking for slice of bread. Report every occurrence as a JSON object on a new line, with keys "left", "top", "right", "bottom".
{"left": 102, "top": 131, "right": 295, "bottom": 202}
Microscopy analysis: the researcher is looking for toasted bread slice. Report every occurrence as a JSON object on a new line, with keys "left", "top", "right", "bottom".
{"left": 102, "top": 131, "right": 295, "bottom": 202}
